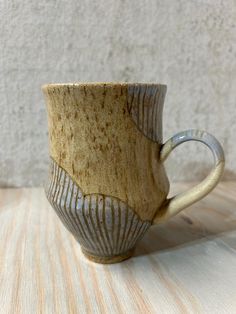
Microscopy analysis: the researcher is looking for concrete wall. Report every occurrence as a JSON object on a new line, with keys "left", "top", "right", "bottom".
{"left": 0, "top": 0, "right": 235, "bottom": 187}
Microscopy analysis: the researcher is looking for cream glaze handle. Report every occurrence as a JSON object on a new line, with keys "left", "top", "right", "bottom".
{"left": 154, "top": 129, "right": 225, "bottom": 224}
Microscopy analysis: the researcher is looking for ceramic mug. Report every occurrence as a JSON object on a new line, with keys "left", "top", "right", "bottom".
{"left": 42, "top": 82, "right": 224, "bottom": 263}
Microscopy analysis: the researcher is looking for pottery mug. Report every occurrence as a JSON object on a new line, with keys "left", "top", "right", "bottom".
{"left": 43, "top": 82, "right": 224, "bottom": 263}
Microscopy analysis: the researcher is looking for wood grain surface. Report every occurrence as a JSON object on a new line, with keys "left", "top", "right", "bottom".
{"left": 0, "top": 182, "right": 236, "bottom": 313}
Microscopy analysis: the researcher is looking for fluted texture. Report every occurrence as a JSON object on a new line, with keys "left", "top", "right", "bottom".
{"left": 46, "top": 158, "right": 151, "bottom": 258}
{"left": 128, "top": 84, "right": 166, "bottom": 143}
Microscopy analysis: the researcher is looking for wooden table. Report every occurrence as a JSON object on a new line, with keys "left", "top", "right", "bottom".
{"left": 0, "top": 182, "right": 236, "bottom": 313}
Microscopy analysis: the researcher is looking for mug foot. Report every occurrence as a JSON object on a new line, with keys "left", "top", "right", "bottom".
{"left": 81, "top": 248, "right": 135, "bottom": 264}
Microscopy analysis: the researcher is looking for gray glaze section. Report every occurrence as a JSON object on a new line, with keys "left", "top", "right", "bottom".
{"left": 46, "top": 158, "right": 151, "bottom": 258}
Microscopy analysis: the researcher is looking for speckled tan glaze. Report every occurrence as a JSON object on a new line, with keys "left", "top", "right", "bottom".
{"left": 43, "top": 83, "right": 169, "bottom": 221}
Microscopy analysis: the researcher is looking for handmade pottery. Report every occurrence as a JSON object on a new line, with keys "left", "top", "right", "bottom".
{"left": 42, "top": 82, "right": 225, "bottom": 263}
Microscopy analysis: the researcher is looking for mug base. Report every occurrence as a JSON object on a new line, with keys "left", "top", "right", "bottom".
{"left": 81, "top": 248, "right": 135, "bottom": 264}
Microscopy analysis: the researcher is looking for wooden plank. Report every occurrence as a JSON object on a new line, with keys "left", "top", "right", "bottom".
{"left": 0, "top": 182, "right": 236, "bottom": 313}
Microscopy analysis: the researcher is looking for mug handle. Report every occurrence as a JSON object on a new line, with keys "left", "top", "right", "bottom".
{"left": 153, "top": 129, "right": 225, "bottom": 224}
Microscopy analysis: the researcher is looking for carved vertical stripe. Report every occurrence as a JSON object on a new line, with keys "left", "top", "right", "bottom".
{"left": 103, "top": 197, "right": 114, "bottom": 255}
{"left": 90, "top": 195, "right": 106, "bottom": 255}
{"left": 75, "top": 193, "right": 97, "bottom": 252}
{"left": 118, "top": 201, "right": 128, "bottom": 254}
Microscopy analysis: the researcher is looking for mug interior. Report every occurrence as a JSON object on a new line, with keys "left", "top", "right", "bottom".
{"left": 42, "top": 82, "right": 167, "bottom": 90}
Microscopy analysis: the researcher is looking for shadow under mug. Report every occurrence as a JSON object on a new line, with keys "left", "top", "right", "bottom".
{"left": 42, "top": 82, "right": 224, "bottom": 263}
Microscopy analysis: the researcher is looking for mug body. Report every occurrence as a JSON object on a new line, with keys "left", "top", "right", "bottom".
{"left": 43, "top": 82, "right": 169, "bottom": 263}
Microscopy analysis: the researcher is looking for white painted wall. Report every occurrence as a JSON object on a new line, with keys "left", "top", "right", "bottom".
{"left": 0, "top": 0, "right": 235, "bottom": 187}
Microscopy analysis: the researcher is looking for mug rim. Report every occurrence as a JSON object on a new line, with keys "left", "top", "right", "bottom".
{"left": 42, "top": 82, "right": 167, "bottom": 90}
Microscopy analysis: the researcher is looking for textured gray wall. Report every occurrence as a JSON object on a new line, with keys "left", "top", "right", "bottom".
{"left": 0, "top": 0, "right": 235, "bottom": 187}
